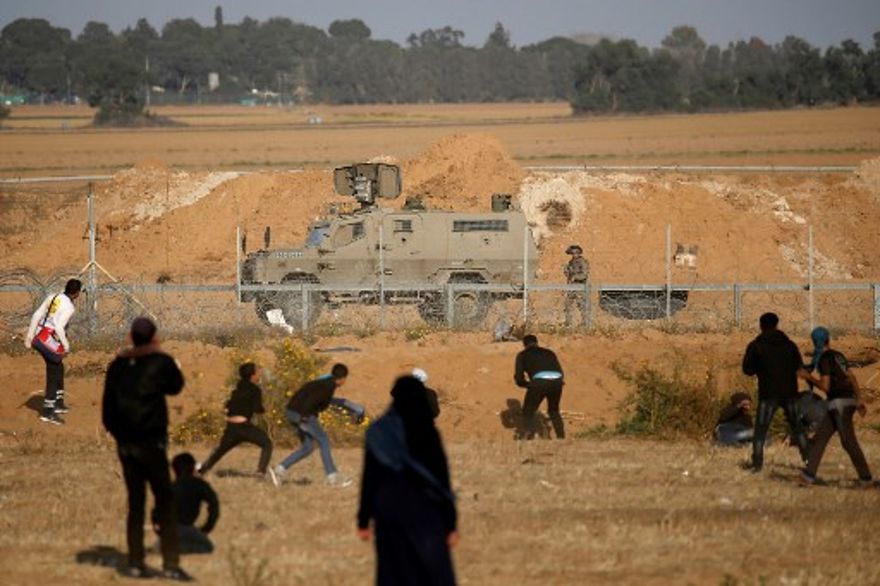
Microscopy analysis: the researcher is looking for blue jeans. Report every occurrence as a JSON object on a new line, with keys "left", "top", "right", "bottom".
{"left": 278, "top": 410, "right": 337, "bottom": 475}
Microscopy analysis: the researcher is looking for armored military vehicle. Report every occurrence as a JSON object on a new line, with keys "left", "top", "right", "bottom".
{"left": 240, "top": 163, "right": 537, "bottom": 329}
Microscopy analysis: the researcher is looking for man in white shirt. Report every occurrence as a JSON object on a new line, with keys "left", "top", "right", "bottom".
{"left": 25, "top": 278, "right": 81, "bottom": 424}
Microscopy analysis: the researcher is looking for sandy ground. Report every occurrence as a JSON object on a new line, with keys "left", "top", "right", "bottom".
{"left": 2, "top": 106, "right": 880, "bottom": 584}
{"left": 1, "top": 433, "right": 879, "bottom": 585}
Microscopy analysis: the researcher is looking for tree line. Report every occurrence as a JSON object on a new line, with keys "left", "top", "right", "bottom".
{"left": 0, "top": 8, "right": 878, "bottom": 125}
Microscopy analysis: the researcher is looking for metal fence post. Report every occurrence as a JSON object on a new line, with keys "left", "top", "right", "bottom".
{"left": 301, "top": 282, "right": 308, "bottom": 332}
{"left": 583, "top": 281, "right": 592, "bottom": 330}
{"left": 808, "top": 225, "right": 815, "bottom": 331}
{"left": 522, "top": 224, "right": 529, "bottom": 325}
{"left": 665, "top": 224, "right": 672, "bottom": 320}
{"left": 379, "top": 223, "right": 385, "bottom": 329}
{"left": 235, "top": 226, "right": 241, "bottom": 304}
{"left": 734, "top": 284, "right": 742, "bottom": 328}
{"left": 446, "top": 283, "right": 455, "bottom": 329}
{"left": 87, "top": 183, "right": 98, "bottom": 336}
{"left": 874, "top": 284, "right": 880, "bottom": 333}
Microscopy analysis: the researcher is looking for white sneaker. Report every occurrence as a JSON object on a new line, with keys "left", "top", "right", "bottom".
{"left": 326, "top": 472, "right": 353, "bottom": 488}
{"left": 267, "top": 467, "right": 281, "bottom": 487}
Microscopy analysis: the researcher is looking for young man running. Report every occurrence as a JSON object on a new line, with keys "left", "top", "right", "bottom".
{"left": 199, "top": 362, "right": 275, "bottom": 484}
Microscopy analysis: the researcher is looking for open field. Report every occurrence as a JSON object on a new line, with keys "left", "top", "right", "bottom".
{"left": 2, "top": 432, "right": 879, "bottom": 586}
{"left": 3, "top": 104, "right": 880, "bottom": 585}
{"left": 1, "top": 105, "right": 878, "bottom": 176}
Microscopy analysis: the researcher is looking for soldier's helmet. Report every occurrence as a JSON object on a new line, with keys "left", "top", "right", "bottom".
{"left": 565, "top": 244, "right": 583, "bottom": 255}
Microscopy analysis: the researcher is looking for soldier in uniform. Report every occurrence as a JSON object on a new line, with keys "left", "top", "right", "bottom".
{"left": 563, "top": 244, "right": 590, "bottom": 328}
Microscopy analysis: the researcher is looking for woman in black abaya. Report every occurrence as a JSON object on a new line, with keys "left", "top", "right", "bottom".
{"left": 357, "top": 375, "right": 458, "bottom": 586}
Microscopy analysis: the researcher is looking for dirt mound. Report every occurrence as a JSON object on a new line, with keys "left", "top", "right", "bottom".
{"left": 3, "top": 134, "right": 880, "bottom": 286}
{"left": 401, "top": 133, "right": 525, "bottom": 210}
{"left": 853, "top": 156, "right": 880, "bottom": 197}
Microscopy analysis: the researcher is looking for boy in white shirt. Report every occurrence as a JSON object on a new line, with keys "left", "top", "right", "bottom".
{"left": 25, "top": 278, "right": 81, "bottom": 424}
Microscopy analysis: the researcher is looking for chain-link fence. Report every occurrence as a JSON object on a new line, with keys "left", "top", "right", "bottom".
{"left": 3, "top": 169, "right": 879, "bottom": 342}
{"left": 2, "top": 271, "right": 878, "bottom": 344}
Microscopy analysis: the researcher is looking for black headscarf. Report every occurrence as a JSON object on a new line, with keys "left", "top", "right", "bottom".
{"left": 365, "top": 376, "right": 452, "bottom": 501}
{"left": 391, "top": 376, "right": 435, "bottom": 437}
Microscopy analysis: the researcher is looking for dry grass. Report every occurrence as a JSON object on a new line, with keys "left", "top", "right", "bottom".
{"left": 0, "top": 105, "right": 878, "bottom": 176}
{"left": 2, "top": 431, "right": 879, "bottom": 585}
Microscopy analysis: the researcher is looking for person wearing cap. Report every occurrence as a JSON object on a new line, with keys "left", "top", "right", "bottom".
{"left": 412, "top": 368, "right": 441, "bottom": 419}
{"left": 198, "top": 362, "right": 275, "bottom": 484}
{"left": 102, "top": 317, "right": 192, "bottom": 581}
{"left": 273, "top": 363, "right": 353, "bottom": 487}
{"left": 742, "top": 312, "right": 812, "bottom": 472}
{"left": 714, "top": 392, "right": 754, "bottom": 446}
{"left": 801, "top": 327, "right": 874, "bottom": 486}
{"left": 563, "top": 244, "right": 589, "bottom": 328}
{"left": 25, "top": 278, "right": 82, "bottom": 424}
{"left": 514, "top": 334, "right": 565, "bottom": 440}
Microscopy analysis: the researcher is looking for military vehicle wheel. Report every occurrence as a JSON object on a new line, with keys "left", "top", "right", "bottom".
{"left": 253, "top": 294, "right": 274, "bottom": 325}
{"left": 253, "top": 279, "right": 324, "bottom": 330}
{"left": 418, "top": 288, "right": 490, "bottom": 329}
{"left": 278, "top": 289, "right": 324, "bottom": 330}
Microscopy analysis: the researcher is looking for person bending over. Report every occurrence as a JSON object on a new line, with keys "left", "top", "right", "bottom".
{"left": 154, "top": 453, "right": 219, "bottom": 554}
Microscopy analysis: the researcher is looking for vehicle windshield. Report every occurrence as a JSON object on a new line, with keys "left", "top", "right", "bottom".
{"left": 305, "top": 223, "right": 330, "bottom": 248}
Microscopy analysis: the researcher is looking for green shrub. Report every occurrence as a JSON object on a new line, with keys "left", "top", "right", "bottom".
{"left": 614, "top": 352, "right": 725, "bottom": 439}
{"left": 171, "top": 338, "right": 370, "bottom": 448}
{"left": 172, "top": 407, "right": 226, "bottom": 445}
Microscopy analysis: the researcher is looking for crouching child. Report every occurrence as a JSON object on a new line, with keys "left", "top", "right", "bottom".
{"left": 154, "top": 453, "right": 220, "bottom": 554}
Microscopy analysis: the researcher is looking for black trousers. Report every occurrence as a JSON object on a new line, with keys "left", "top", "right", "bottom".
{"left": 805, "top": 406, "right": 872, "bottom": 481}
{"left": 117, "top": 442, "right": 179, "bottom": 570}
{"left": 752, "top": 395, "right": 809, "bottom": 468}
{"left": 200, "top": 422, "right": 273, "bottom": 474}
{"left": 520, "top": 380, "right": 565, "bottom": 439}
{"left": 41, "top": 354, "right": 64, "bottom": 414}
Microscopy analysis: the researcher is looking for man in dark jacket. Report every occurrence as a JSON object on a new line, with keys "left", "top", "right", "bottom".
{"left": 742, "top": 312, "right": 810, "bottom": 472}
{"left": 198, "top": 362, "right": 275, "bottom": 484}
{"left": 514, "top": 335, "right": 565, "bottom": 440}
{"left": 274, "top": 363, "right": 353, "bottom": 487}
{"left": 102, "top": 317, "right": 191, "bottom": 581}
{"left": 154, "top": 453, "right": 220, "bottom": 554}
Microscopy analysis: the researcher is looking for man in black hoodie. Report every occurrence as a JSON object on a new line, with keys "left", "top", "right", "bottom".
{"left": 742, "top": 312, "right": 810, "bottom": 472}
{"left": 102, "top": 317, "right": 191, "bottom": 581}
{"left": 514, "top": 335, "right": 565, "bottom": 440}
{"left": 198, "top": 362, "right": 275, "bottom": 484}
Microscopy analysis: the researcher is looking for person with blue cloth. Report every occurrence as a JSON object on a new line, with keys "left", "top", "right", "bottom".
{"left": 273, "top": 363, "right": 355, "bottom": 487}
{"left": 357, "top": 375, "right": 458, "bottom": 585}
{"left": 514, "top": 334, "right": 565, "bottom": 439}
{"left": 801, "top": 327, "right": 874, "bottom": 486}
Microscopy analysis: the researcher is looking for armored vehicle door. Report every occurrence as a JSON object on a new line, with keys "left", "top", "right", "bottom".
{"left": 381, "top": 213, "right": 427, "bottom": 286}
{"left": 320, "top": 218, "right": 374, "bottom": 285}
